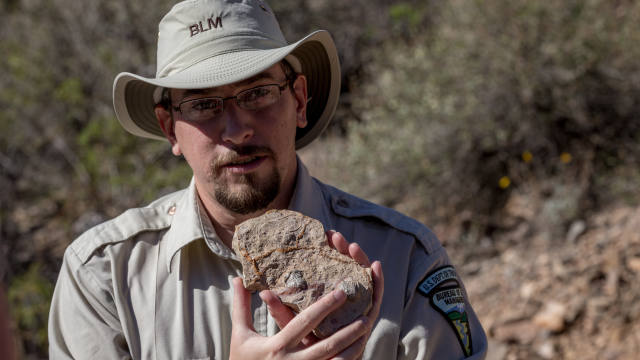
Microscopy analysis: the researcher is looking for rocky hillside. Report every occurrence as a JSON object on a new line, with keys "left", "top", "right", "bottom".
{"left": 463, "top": 205, "right": 640, "bottom": 360}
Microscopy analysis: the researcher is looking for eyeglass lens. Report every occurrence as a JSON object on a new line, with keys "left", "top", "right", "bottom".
{"left": 180, "top": 84, "right": 281, "bottom": 121}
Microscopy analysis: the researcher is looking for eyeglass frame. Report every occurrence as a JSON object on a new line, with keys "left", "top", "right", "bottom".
{"left": 171, "top": 82, "right": 290, "bottom": 121}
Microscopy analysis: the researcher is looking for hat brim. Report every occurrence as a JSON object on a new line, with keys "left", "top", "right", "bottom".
{"left": 113, "top": 30, "right": 340, "bottom": 150}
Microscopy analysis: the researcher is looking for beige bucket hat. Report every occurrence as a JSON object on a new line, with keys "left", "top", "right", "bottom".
{"left": 113, "top": 0, "right": 340, "bottom": 150}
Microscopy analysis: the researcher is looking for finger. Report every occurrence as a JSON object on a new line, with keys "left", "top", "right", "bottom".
{"left": 277, "top": 289, "right": 347, "bottom": 348}
{"left": 342, "top": 262, "right": 381, "bottom": 359}
{"left": 326, "top": 230, "right": 337, "bottom": 249}
{"left": 355, "top": 272, "right": 381, "bottom": 360}
{"left": 348, "top": 242, "right": 371, "bottom": 267}
{"left": 232, "top": 277, "right": 256, "bottom": 334}
{"left": 366, "top": 261, "right": 384, "bottom": 322}
{"left": 333, "top": 335, "right": 367, "bottom": 360}
{"left": 303, "top": 317, "right": 370, "bottom": 359}
{"left": 329, "top": 231, "right": 350, "bottom": 256}
{"left": 260, "top": 290, "right": 320, "bottom": 346}
{"left": 355, "top": 329, "right": 371, "bottom": 360}
{"left": 260, "top": 290, "right": 295, "bottom": 329}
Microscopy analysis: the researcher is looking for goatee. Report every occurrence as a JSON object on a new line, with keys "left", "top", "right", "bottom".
{"left": 211, "top": 145, "right": 282, "bottom": 215}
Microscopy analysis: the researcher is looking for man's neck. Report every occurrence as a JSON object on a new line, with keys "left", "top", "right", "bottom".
{"left": 195, "top": 156, "right": 298, "bottom": 251}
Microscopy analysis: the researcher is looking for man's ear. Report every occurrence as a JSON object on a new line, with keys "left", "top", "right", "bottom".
{"left": 292, "top": 74, "right": 308, "bottom": 129}
{"left": 155, "top": 104, "right": 182, "bottom": 156}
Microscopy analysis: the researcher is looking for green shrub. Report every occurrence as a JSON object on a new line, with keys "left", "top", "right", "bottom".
{"left": 8, "top": 263, "right": 54, "bottom": 356}
{"left": 322, "top": 0, "right": 640, "bottom": 230}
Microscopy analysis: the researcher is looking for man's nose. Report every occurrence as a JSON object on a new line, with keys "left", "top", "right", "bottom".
{"left": 220, "top": 100, "right": 254, "bottom": 145}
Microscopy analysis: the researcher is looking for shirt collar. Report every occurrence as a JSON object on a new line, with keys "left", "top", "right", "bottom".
{"left": 164, "top": 155, "right": 333, "bottom": 272}
{"left": 164, "top": 177, "right": 237, "bottom": 272}
{"left": 164, "top": 177, "right": 203, "bottom": 272}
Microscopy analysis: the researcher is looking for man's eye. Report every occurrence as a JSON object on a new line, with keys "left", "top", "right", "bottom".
{"left": 245, "top": 88, "right": 271, "bottom": 101}
{"left": 189, "top": 99, "right": 221, "bottom": 112}
{"left": 190, "top": 99, "right": 219, "bottom": 110}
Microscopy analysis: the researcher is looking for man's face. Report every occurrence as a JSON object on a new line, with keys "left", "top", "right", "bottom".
{"left": 156, "top": 63, "right": 308, "bottom": 215}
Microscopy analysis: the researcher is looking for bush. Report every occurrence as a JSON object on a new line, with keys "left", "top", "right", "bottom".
{"left": 319, "top": 0, "right": 640, "bottom": 236}
{"left": 8, "top": 263, "right": 54, "bottom": 356}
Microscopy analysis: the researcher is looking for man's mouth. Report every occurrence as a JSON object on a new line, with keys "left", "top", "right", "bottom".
{"left": 226, "top": 156, "right": 261, "bottom": 166}
{"left": 219, "top": 155, "right": 268, "bottom": 174}
{"left": 211, "top": 145, "right": 277, "bottom": 175}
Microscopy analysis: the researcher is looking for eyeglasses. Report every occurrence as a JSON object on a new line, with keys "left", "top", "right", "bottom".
{"left": 172, "top": 83, "right": 289, "bottom": 121}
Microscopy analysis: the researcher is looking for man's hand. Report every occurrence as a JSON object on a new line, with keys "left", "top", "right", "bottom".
{"left": 231, "top": 277, "right": 371, "bottom": 359}
{"left": 326, "top": 231, "right": 384, "bottom": 358}
{"left": 253, "top": 231, "right": 385, "bottom": 359}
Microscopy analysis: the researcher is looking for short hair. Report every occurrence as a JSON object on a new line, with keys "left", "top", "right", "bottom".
{"left": 158, "top": 58, "right": 297, "bottom": 111}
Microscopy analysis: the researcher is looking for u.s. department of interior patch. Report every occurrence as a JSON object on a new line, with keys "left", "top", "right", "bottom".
{"left": 430, "top": 285, "right": 473, "bottom": 357}
{"left": 417, "top": 266, "right": 473, "bottom": 358}
{"left": 416, "top": 265, "right": 459, "bottom": 296}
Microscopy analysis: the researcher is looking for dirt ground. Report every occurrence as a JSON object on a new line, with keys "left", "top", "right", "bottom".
{"left": 456, "top": 205, "right": 640, "bottom": 360}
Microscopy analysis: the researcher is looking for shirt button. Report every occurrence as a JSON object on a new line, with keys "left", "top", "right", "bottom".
{"left": 337, "top": 199, "right": 349, "bottom": 208}
{"left": 168, "top": 206, "right": 177, "bottom": 215}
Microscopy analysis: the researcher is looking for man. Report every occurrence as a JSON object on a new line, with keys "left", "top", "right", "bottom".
{"left": 49, "top": 1, "right": 488, "bottom": 359}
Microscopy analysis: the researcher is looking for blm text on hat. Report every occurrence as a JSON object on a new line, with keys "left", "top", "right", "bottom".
{"left": 189, "top": 17, "right": 223, "bottom": 37}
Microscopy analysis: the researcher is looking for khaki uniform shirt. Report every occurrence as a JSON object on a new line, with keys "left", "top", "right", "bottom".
{"left": 49, "top": 156, "right": 488, "bottom": 360}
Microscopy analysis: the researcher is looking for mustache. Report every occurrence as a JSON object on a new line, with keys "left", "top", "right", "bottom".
{"left": 211, "top": 145, "right": 277, "bottom": 170}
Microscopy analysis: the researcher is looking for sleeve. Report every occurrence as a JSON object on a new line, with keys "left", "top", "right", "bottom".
{"left": 48, "top": 247, "right": 131, "bottom": 360}
{"left": 397, "top": 246, "right": 488, "bottom": 360}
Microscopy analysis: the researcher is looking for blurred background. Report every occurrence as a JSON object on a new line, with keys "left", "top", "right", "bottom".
{"left": 1, "top": 0, "right": 640, "bottom": 359}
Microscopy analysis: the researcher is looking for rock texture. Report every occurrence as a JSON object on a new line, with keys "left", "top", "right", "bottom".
{"left": 232, "top": 210, "right": 373, "bottom": 338}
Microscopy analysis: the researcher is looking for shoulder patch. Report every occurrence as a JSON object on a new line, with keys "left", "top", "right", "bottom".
{"left": 430, "top": 286, "right": 473, "bottom": 357}
{"left": 416, "top": 265, "right": 459, "bottom": 296}
{"left": 417, "top": 266, "right": 472, "bottom": 357}
{"left": 330, "top": 193, "right": 441, "bottom": 254}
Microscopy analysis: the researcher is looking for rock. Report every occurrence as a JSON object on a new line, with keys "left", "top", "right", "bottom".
{"left": 519, "top": 282, "right": 536, "bottom": 300}
{"left": 491, "top": 320, "right": 538, "bottom": 344}
{"left": 485, "top": 340, "right": 509, "bottom": 360}
{"left": 566, "top": 220, "right": 586, "bottom": 243}
{"left": 627, "top": 257, "right": 640, "bottom": 273}
{"left": 533, "top": 301, "right": 566, "bottom": 332}
{"left": 232, "top": 210, "right": 373, "bottom": 338}
{"left": 536, "top": 340, "right": 555, "bottom": 359}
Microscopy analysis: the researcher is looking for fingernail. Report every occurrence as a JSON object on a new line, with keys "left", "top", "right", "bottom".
{"left": 334, "top": 289, "right": 346, "bottom": 302}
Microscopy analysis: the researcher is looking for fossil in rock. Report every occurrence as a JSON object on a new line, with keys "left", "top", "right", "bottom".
{"left": 232, "top": 210, "right": 373, "bottom": 338}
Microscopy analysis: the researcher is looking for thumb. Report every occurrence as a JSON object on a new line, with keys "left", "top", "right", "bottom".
{"left": 232, "top": 277, "right": 255, "bottom": 334}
